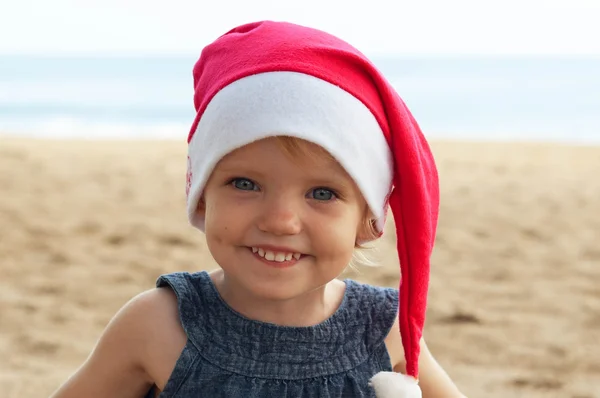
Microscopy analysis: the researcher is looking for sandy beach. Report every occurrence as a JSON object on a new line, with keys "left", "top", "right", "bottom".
{"left": 1, "top": 137, "right": 599, "bottom": 398}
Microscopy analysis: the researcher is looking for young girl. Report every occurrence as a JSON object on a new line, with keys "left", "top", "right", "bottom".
{"left": 51, "top": 21, "right": 466, "bottom": 398}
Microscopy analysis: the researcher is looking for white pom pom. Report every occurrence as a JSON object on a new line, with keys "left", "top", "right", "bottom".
{"left": 369, "top": 371, "right": 422, "bottom": 398}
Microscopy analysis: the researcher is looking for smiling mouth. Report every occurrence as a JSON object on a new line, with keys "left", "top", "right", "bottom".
{"left": 248, "top": 246, "right": 303, "bottom": 265}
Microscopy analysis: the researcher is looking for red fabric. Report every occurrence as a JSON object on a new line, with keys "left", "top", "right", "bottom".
{"left": 188, "top": 20, "right": 439, "bottom": 379}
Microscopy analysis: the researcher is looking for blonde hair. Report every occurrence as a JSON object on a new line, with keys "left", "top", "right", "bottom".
{"left": 273, "top": 136, "right": 382, "bottom": 269}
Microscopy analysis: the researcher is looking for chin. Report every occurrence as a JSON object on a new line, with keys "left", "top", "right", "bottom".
{"left": 245, "top": 276, "right": 309, "bottom": 301}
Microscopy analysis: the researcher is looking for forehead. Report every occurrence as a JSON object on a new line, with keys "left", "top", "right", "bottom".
{"left": 217, "top": 137, "right": 346, "bottom": 175}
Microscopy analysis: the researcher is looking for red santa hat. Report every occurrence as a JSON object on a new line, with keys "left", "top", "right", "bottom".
{"left": 185, "top": 20, "right": 439, "bottom": 387}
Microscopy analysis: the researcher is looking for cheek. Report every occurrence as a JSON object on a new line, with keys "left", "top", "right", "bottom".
{"left": 313, "top": 206, "right": 362, "bottom": 256}
{"left": 203, "top": 189, "right": 236, "bottom": 224}
{"left": 203, "top": 194, "right": 252, "bottom": 245}
{"left": 203, "top": 197, "right": 233, "bottom": 243}
{"left": 203, "top": 199, "right": 220, "bottom": 227}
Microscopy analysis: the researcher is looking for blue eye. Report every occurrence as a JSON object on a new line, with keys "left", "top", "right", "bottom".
{"left": 231, "top": 178, "right": 257, "bottom": 191}
{"left": 310, "top": 188, "right": 336, "bottom": 201}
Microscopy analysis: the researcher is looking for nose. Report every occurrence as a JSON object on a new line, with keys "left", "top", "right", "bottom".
{"left": 256, "top": 195, "right": 302, "bottom": 236}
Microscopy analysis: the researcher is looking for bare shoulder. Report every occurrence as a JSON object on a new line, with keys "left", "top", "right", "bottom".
{"left": 51, "top": 287, "right": 186, "bottom": 398}
{"left": 131, "top": 287, "right": 188, "bottom": 391}
{"left": 102, "top": 286, "right": 185, "bottom": 354}
{"left": 134, "top": 286, "right": 181, "bottom": 329}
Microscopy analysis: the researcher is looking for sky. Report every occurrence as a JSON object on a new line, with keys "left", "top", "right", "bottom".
{"left": 0, "top": 0, "right": 599, "bottom": 56}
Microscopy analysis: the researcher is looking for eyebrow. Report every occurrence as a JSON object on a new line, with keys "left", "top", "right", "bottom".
{"left": 213, "top": 163, "right": 266, "bottom": 177}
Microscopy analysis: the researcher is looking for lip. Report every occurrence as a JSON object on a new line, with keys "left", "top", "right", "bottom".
{"left": 249, "top": 244, "right": 304, "bottom": 254}
{"left": 246, "top": 245, "right": 305, "bottom": 269}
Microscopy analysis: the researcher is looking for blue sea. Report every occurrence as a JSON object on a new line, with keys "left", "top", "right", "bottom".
{"left": 0, "top": 55, "right": 599, "bottom": 144}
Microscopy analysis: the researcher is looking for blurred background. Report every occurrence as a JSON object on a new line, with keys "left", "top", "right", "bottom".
{"left": 1, "top": 1, "right": 599, "bottom": 397}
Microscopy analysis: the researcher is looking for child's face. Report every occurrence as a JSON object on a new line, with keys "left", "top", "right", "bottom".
{"left": 198, "top": 137, "right": 368, "bottom": 300}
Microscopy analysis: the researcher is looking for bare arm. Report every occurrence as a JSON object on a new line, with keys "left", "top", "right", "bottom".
{"left": 417, "top": 338, "right": 466, "bottom": 398}
{"left": 385, "top": 317, "right": 466, "bottom": 397}
{"left": 50, "top": 290, "right": 160, "bottom": 398}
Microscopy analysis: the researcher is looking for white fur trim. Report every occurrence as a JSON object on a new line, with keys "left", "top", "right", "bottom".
{"left": 369, "top": 372, "right": 422, "bottom": 398}
{"left": 187, "top": 71, "right": 393, "bottom": 235}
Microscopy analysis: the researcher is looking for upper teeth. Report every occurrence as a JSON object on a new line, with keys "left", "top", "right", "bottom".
{"left": 252, "top": 247, "right": 301, "bottom": 262}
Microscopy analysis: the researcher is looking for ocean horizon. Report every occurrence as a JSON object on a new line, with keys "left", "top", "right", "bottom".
{"left": 1, "top": 55, "right": 599, "bottom": 144}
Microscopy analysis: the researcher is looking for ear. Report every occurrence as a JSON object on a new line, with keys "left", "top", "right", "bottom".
{"left": 355, "top": 217, "right": 377, "bottom": 247}
{"left": 195, "top": 196, "right": 206, "bottom": 219}
{"left": 355, "top": 222, "right": 368, "bottom": 244}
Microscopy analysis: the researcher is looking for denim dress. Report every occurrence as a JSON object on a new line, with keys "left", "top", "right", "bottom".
{"left": 146, "top": 271, "right": 398, "bottom": 397}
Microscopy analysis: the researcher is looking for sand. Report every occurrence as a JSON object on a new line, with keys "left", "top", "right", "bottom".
{"left": 0, "top": 137, "right": 599, "bottom": 398}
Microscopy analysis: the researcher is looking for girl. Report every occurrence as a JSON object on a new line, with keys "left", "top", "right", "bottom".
{"left": 51, "top": 21, "right": 466, "bottom": 397}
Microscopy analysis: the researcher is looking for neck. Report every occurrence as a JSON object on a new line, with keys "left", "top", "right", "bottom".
{"left": 210, "top": 270, "right": 345, "bottom": 327}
